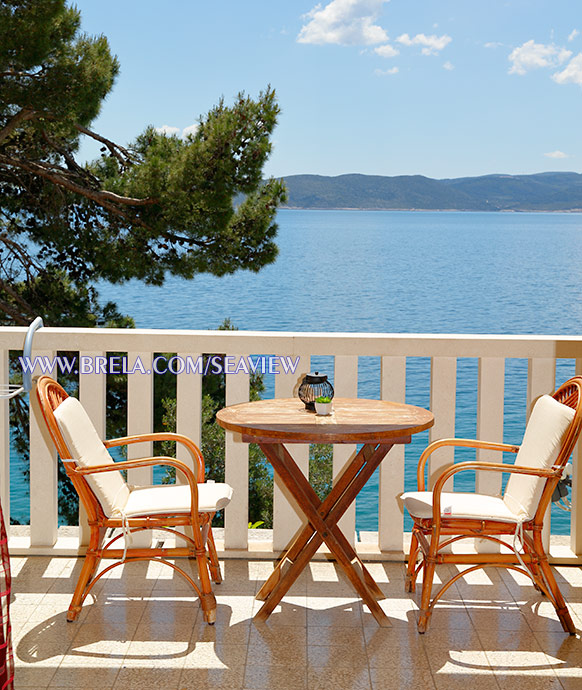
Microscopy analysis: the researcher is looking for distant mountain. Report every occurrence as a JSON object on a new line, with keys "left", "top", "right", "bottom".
{"left": 280, "top": 172, "right": 582, "bottom": 211}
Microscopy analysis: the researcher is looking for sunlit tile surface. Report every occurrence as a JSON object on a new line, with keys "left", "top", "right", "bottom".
{"left": 8, "top": 556, "right": 582, "bottom": 688}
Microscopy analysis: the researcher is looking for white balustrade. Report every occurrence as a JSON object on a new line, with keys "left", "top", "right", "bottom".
{"left": 1, "top": 326, "right": 582, "bottom": 563}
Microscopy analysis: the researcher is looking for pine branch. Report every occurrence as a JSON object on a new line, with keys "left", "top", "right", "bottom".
{"left": 0, "top": 108, "right": 38, "bottom": 146}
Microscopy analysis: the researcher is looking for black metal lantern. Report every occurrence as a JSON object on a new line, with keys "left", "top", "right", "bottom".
{"left": 298, "top": 371, "right": 334, "bottom": 411}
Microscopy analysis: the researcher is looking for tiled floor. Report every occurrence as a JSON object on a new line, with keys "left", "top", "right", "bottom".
{"left": 8, "top": 555, "right": 582, "bottom": 689}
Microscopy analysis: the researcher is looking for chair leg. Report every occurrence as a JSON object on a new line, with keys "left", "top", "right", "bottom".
{"left": 417, "top": 557, "right": 436, "bottom": 634}
{"left": 67, "top": 526, "right": 104, "bottom": 622}
{"left": 405, "top": 530, "right": 420, "bottom": 593}
{"left": 206, "top": 526, "right": 222, "bottom": 584}
{"left": 194, "top": 546, "right": 217, "bottom": 625}
{"left": 533, "top": 533, "right": 576, "bottom": 634}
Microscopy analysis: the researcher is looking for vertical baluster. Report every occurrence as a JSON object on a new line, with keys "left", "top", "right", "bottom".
{"left": 79, "top": 351, "right": 106, "bottom": 548}
{"left": 527, "top": 357, "right": 556, "bottom": 551}
{"left": 333, "top": 356, "right": 358, "bottom": 547}
{"left": 126, "top": 352, "right": 154, "bottom": 548}
{"left": 475, "top": 357, "right": 505, "bottom": 552}
{"left": 379, "top": 356, "right": 406, "bottom": 553}
{"left": 224, "top": 368, "right": 249, "bottom": 550}
{"left": 29, "top": 350, "right": 58, "bottom": 547}
{"left": 572, "top": 358, "right": 582, "bottom": 557}
{"left": 0, "top": 349, "right": 10, "bottom": 528}
{"left": 176, "top": 352, "right": 203, "bottom": 474}
{"left": 429, "top": 357, "right": 457, "bottom": 490}
{"left": 273, "top": 357, "right": 308, "bottom": 553}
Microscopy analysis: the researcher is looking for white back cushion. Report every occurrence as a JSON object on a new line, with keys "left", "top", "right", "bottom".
{"left": 503, "top": 395, "right": 574, "bottom": 519}
{"left": 53, "top": 397, "right": 130, "bottom": 516}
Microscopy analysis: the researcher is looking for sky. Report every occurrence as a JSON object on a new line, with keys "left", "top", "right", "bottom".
{"left": 74, "top": 0, "right": 581, "bottom": 180}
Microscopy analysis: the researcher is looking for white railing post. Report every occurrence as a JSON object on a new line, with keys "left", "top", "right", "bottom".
{"left": 429, "top": 357, "right": 457, "bottom": 490}
{"left": 379, "top": 356, "right": 406, "bottom": 553}
{"left": 334, "top": 355, "right": 358, "bottom": 546}
{"left": 224, "top": 369, "right": 249, "bottom": 550}
{"left": 273, "top": 358, "right": 309, "bottom": 552}
{"left": 475, "top": 357, "right": 505, "bottom": 552}
{"left": 29, "top": 351, "right": 58, "bottom": 547}
{"left": 572, "top": 358, "right": 582, "bottom": 557}
{"left": 126, "top": 352, "right": 154, "bottom": 548}
{"left": 176, "top": 353, "right": 203, "bottom": 471}
{"left": 527, "top": 357, "right": 556, "bottom": 551}
{"left": 78, "top": 351, "right": 107, "bottom": 547}
{"left": 0, "top": 349, "right": 10, "bottom": 527}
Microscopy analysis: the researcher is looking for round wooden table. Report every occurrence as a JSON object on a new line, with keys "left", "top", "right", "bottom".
{"left": 216, "top": 397, "right": 434, "bottom": 626}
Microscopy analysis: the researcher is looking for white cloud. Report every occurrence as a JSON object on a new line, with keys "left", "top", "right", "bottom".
{"left": 568, "top": 29, "right": 579, "bottom": 42}
{"left": 156, "top": 125, "right": 181, "bottom": 136}
{"left": 553, "top": 53, "right": 582, "bottom": 85}
{"left": 155, "top": 123, "right": 199, "bottom": 139}
{"left": 181, "top": 123, "right": 199, "bottom": 138}
{"left": 374, "top": 43, "right": 399, "bottom": 58}
{"left": 508, "top": 40, "right": 571, "bottom": 75}
{"left": 297, "top": 0, "right": 388, "bottom": 46}
{"left": 374, "top": 66, "right": 398, "bottom": 75}
{"left": 544, "top": 150, "right": 570, "bottom": 158}
{"left": 443, "top": 61, "right": 454, "bottom": 70}
{"left": 484, "top": 41, "right": 503, "bottom": 49}
{"left": 396, "top": 32, "right": 452, "bottom": 55}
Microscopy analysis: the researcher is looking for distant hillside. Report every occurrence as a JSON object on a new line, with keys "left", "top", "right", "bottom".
{"left": 280, "top": 172, "right": 582, "bottom": 211}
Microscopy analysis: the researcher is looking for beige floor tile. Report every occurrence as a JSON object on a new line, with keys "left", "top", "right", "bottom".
{"left": 468, "top": 607, "right": 532, "bottom": 631}
{"left": 427, "top": 648, "right": 491, "bottom": 675}
{"left": 306, "top": 597, "right": 362, "bottom": 627}
{"left": 112, "top": 666, "right": 182, "bottom": 689}
{"left": 12, "top": 664, "right": 58, "bottom": 688}
{"left": 194, "top": 617, "right": 251, "bottom": 644}
{"left": 180, "top": 664, "right": 246, "bottom": 689}
{"left": 251, "top": 622, "right": 307, "bottom": 645}
{"left": 49, "top": 661, "right": 122, "bottom": 688}
{"left": 248, "top": 636, "right": 306, "bottom": 665}
{"left": 122, "top": 638, "right": 192, "bottom": 667}
{"left": 369, "top": 666, "right": 435, "bottom": 689}
{"left": 493, "top": 671, "right": 562, "bottom": 689}
{"left": 365, "top": 629, "right": 429, "bottom": 669}
{"left": 253, "top": 596, "right": 308, "bottom": 627}
{"left": 308, "top": 665, "right": 372, "bottom": 689}
{"left": 182, "top": 641, "right": 248, "bottom": 668}
{"left": 308, "top": 624, "right": 365, "bottom": 647}
{"left": 432, "top": 672, "right": 500, "bottom": 690}
{"left": 307, "top": 643, "right": 369, "bottom": 669}
{"left": 244, "top": 663, "right": 307, "bottom": 689}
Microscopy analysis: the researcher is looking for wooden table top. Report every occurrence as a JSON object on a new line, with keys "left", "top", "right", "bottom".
{"left": 216, "top": 397, "right": 434, "bottom": 444}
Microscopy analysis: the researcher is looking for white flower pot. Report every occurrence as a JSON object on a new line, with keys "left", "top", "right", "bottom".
{"left": 315, "top": 401, "right": 332, "bottom": 416}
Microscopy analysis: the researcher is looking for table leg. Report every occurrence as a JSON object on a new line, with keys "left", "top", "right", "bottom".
{"left": 256, "top": 443, "right": 379, "bottom": 601}
{"left": 255, "top": 442, "right": 396, "bottom": 626}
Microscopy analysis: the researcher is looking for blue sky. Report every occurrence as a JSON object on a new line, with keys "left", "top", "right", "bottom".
{"left": 74, "top": 0, "right": 581, "bottom": 180}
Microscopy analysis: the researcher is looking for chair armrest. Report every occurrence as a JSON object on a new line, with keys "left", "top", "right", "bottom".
{"left": 430, "top": 461, "right": 559, "bottom": 524}
{"left": 416, "top": 439, "right": 520, "bottom": 490}
{"left": 103, "top": 432, "right": 205, "bottom": 482}
{"left": 71, "top": 456, "right": 200, "bottom": 521}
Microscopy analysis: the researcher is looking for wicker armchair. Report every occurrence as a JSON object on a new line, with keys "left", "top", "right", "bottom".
{"left": 402, "top": 376, "right": 582, "bottom": 634}
{"left": 36, "top": 375, "right": 232, "bottom": 624}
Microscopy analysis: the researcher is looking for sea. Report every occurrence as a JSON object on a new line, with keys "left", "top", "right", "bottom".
{"left": 9, "top": 209, "right": 582, "bottom": 534}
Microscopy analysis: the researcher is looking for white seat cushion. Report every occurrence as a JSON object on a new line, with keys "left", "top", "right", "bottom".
{"left": 54, "top": 397, "right": 130, "bottom": 516}
{"left": 401, "top": 491, "right": 520, "bottom": 522}
{"left": 503, "top": 394, "right": 574, "bottom": 519}
{"left": 123, "top": 482, "right": 233, "bottom": 517}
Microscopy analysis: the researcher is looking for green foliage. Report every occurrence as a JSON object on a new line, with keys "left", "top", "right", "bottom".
{"left": 0, "top": 0, "right": 285, "bottom": 327}
{"left": 315, "top": 396, "right": 332, "bottom": 403}
{"left": 309, "top": 444, "right": 333, "bottom": 502}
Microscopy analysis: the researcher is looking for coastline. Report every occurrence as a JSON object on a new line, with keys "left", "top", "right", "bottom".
{"left": 280, "top": 206, "right": 582, "bottom": 213}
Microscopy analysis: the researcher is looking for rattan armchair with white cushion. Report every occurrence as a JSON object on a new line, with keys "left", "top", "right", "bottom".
{"left": 36, "top": 375, "right": 232, "bottom": 624}
{"left": 401, "top": 376, "right": 582, "bottom": 634}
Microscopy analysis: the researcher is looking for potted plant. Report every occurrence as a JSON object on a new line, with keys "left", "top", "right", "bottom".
{"left": 314, "top": 395, "right": 333, "bottom": 416}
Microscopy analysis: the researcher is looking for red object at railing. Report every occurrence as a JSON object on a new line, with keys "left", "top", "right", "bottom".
{"left": 0, "top": 500, "right": 13, "bottom": 690}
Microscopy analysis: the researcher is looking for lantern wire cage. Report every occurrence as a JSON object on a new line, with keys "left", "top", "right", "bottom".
{"left": 298, "top": 371, "right": 334, "bottom": 411}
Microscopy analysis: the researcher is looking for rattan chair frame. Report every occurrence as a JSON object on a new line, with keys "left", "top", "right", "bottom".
{"left": 405, "top": 376, "right": 582, "bottom": 634}
{"left": 35, "top": 375, "right": 222, "bottom": 624}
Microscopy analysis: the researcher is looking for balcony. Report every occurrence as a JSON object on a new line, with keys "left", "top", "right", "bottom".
{"left": 2, "top": 326, "right": 582, "bottom": 687}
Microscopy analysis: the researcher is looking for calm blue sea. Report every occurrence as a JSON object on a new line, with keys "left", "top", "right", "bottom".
{"left": 10, "top": 210, "right": 582, "bottom": 533}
